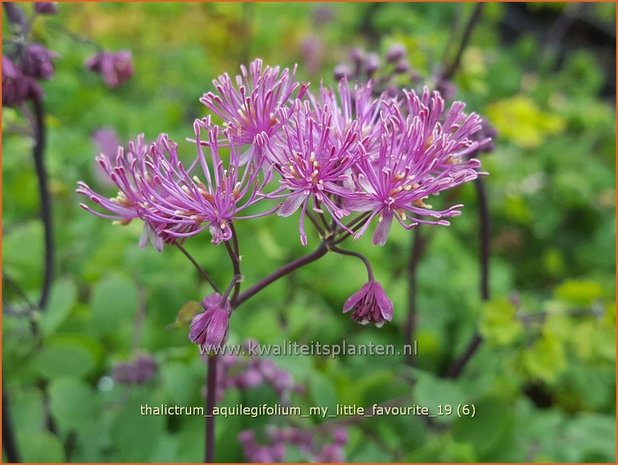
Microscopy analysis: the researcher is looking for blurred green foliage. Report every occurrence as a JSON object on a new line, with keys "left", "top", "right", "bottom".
{"left": 2, "top": 2, "right": 615, "bottom": 463}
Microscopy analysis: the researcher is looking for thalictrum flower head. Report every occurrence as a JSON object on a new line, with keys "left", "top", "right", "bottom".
{"left": 267, "top": 100, "right": 361, "bottom": 245}
{"left": 77, "top": 134, "right": 205, "bottom": 251}
{"left": 200, "top": 58, "right": 308, "bottom": 163}
{"left": 78, "top": 122, "right": 271, "bottom": 248}
{"left": 2, "top": 55, "right": 42, "bottom": 107}
{"left": 189, "top": 293, "right": 232, "bottom": 353}
{"left": 34, "top": 2, "right": 58, "bottom": 14}
{"left": 86, "top": 50, "right": 134, "bottom": 88}
{"left": 312, "top": 77, "right": 391, "bottom": 154}
{"left": 76, "top": 135, "right": 163, "bottom": 248}
{"left": 385, "top": 43, "right": 407, "bottom": 63}
{"left": 22, "top": 44, "right": 57, "bottom": 80}
{"left": 349, "top": 87, "right": 486, "bottom": 246}
{"left": 343, "top": 280, "right": 393, "bottom": 327}
{"left": 186, "top": 117, "right": 273, "bottom": 243}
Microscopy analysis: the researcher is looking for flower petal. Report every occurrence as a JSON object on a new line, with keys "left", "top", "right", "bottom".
{"left": 372, "top": 212, "right": 393, "bottom": 246}
{"left": 278, "top": 192, "right": 307, "bottom": 217}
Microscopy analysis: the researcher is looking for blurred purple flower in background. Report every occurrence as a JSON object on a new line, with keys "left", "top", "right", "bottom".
{"left": 240, "top": 424, "right": 349, "bottom": 462}
{"left": 34, "top": 2, "right": 58, "bottom": 15}
{"left": 343, "top": 280, "right": 393, "bottom": 327}
{"left": 311, "top": 4, "right": 335, "bottom": 27}
{"left": 112, "top": 354, "right": 158, "bottom": 385}
{"left": 385, "top": 43, "right": 407, "bottom": 63}
{"left": 86, "top": 50, "right": 134, "bottom": 88}
{"left": 189, "top": 293, "right": 232, "bottom": 353}
{"left": 203, "top": 340, "right": 302, "bottom": 403}
{"left": 91, "top": 128, "right": 122, "bottom": 187}
{"left": 300, "top": 36, "right": 324, "bottom": 75}
{"left": 22, "top": 44, "right": 57, "bottom": 80}
{"left": 2, "top": 55, "right": 42, "bottom": 107}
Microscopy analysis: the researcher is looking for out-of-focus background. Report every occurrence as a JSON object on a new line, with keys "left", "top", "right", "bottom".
{"left": 2, "top": 2, "right": 616, "bottom": 463}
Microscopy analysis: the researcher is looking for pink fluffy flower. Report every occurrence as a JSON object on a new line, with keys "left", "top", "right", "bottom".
{"left": 267, "top": 100, "right": 362, "bottom": 245}
{"left": 200, "top": 58, "right": 308, "bottom": 164}
{"left": 311, "top": 77, "right": 391, "bottom": 154}
{"left": 78, "top": 120, "right": 271, "bottom": 249}
{"left": 349, "top": 87, "right": 486, "bottom": 246}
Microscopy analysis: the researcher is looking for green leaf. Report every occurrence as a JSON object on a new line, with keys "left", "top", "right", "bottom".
{"left": 110, "top": 394, "right": 166, "bottom": 461}
{"left": 479, "top": 298, "right": 523, "bottom": 346}
{"left": 40, "top": 278, "right": 78, "bottom": 336}
{"left": 2, "top": 222, "right": 44, "bottom": 287}
{"left": 414, "top": 372, "right": 466, "bottom": 424}
{"left": 49, "top": 377, "right": 101, "bottom": 431}
{"left": 33, "top": 339, "right": 96, "bottom": 379}
{"left": 90, "top": 273, "right": 139, "bottom": 336}
{"left": 561, "top": 413, "right": 616, "bottom": 462}
{"left": 161, "top": 361, "right": 201, "bottom": 406}
{"left": 486, "top": 95, "right": 565, "bottom": 149}
{"left": 521, "top": 333, "right": 567, "bottom": 383}
{"left": 451, "top": 396, "right": 514, "bottom": 457}
{"left": 309, "top": 372, "right": 338, "bottom": 417}
{"left": 12, "top": 387, "right": 45, "bottom": 434}
{"left": 554, "top": 280, "right": 603, "bottom": 306}
{"left": 18, "top": 432, "right": 65, "bottom": 462}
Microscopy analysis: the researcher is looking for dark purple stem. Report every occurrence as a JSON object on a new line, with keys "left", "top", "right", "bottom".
{"left": 2, "top": 386, "right": 20, "bottom": 463}
{"left": 234, "top": 242, "right": 329, "bottom": 308}
{"left": 176, "top": 243, "right": 220, "bottom": 293}
{"left": 3, "top": 3, "right": 25, "bottom": 34}
{"left": 4, "top": 2, "right": 54, "bottom": 311}
{"left": 330, "top": 245, "right": 374, "bottom": 281}
{"left": 446, "top": 177, "right": 490, "bottom": 378}
{"left": 226, "top": 224, "right": 242, "bottom": 304}
{"left": 204, "top": 354, "right": 218, "bottom": 463}
{"left": 31, "top": 97, "right": 54, "bottom": 310}
{"left": 441, "top": 3, "right": 485, "bottom": 81}
{"left": 404, "top": 226, "right": 428, "bottom": 366}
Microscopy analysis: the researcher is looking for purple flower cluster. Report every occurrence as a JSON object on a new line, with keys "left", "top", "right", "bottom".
{"left": 2, "top": 2, "right": 62, "bottom": 107}
{"left": 77, "top": 127, "right": 269, "bottom": 250}
{"left": 239, "top": 425, "right": 348, "bottom": 462}
{"left": 86, "top": 50, "right": 134, "bottom": 88}
{"left": 112, "top": 354, "right": 158, "bottom": 385}
{"left": 334, "top": 44, "right": 413, "bottom": 94}
{"left": 204, "top": 341, "right": 301, "bottom": 402}
{"left": 34, "top": 3, "right": 58, "bottom": 15}
{"left": 2, "top": 56, "right": 42, "bottom": 107}
{"left": 2, "top": 45, "right": 56, "bottom": 107}
{"left": 79, "top": 57, "right": 487, "bottom": 250}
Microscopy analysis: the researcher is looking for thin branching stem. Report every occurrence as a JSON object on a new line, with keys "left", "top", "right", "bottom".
{"left": 235, "top": 241, "right": 329, "bottom": 308}
{"left": 441, "top": 3, "right": 485, "bottom": 81}
{"left": 2, "top": 386, "right": 20, "bottom": 463}
{"left": 176, "top": 243, "right": 220, "bottom": 293}
{"left": 204, "top": 354, "right": 218, "bottom": 463}
{"left": 404, "top": 226, "right": 428, "bottom": 366}
{"left": 446, "top": 177, "right": 490, "bottom": 378}
{"left": 330, "top": 245, "right": 374, "bottom": 281}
